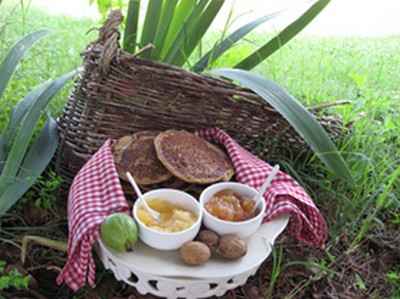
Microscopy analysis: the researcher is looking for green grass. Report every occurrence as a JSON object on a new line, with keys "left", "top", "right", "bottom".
{"left": 0, "top": 3, "right": 97, "bottom": 131}
{"left": 1, "top": 2, "right": 400, "bottom": 297}
{"left": 209, "top": 33, "right": 400, "bottom": 238}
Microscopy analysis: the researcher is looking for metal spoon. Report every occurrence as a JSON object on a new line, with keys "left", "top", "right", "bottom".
{"left": 126, "top": 172, "right": 160, "bottom": 222}
{"left": 250, "top": 164, "right": 280, "bottom": 215}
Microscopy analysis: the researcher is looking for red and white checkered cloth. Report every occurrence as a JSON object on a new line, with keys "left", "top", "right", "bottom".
{"left": 57, "top": 128, "right": 327, "bottom": 291}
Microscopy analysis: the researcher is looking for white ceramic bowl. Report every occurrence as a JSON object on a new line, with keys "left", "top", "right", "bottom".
{"left": 200, "top": 182, "right": 266, "bottom": 238}
{"left": 133, "top": 189, "right": 202, "bottom": 251}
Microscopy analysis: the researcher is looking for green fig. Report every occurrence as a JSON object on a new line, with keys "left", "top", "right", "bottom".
{"left": 100, "top": 213, "right": 138, "bottom": 252}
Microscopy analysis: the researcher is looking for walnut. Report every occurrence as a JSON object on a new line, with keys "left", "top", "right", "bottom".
{"left": 180, "top": 241, "right": 211, "bottom": 265}
{"left": 217, "top": 234, "right": 247, "bottom": 260}
{"left": 197, "top": 230, "right": 220, "bottom": 252}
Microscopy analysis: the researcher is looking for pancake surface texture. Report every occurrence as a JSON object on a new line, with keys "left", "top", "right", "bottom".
{"left": 154, "top": 130, "right": 234, "bottom": 184}
{"left": 113, "top": 131, "right": 172, "bottom": 185}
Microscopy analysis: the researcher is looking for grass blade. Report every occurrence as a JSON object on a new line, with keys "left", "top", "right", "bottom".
{"left": 212, "top": 68, "right": 353, "bottom": 182}
{"left": 192, "top": 11, "right": 281, "bottom": 72}
{"left": 1, "top": 82, "right": 49, "bottom": 154}
{"left": 0, "top": 117, "right": 58, "bottom": 216}
{"left": 0, "top": 70, "right": 77, "bottom": 194}
{"left": 123, "top": 0, "right": 141, "bottom": 53}
{"left": 171, "top": 0, "right": 225, "bottom": 66}
{"left": 170, "top": 0, "right": 225, "bottom": 66}
{"left": 0, "top": 136, "right": 5, "bottom": 173}
{"left": 163, "top": 0, "right": 210, "bottom": 65}
{"left": 19, "top": 115, "right": 58, "bottom": 180}
{"left": 350, "top": 165, "right": 400, "bottom": 249}
{"left": 151, "top": 0, "right": 178, "bottom": 60}
{"left": 140, "top": 0, "right": 163, "bottom": 59}
{"left": 235, "top": 0, "right": 330, "bottom": 70}
{"left": 0, "top": 29, "right": 49, "bottom": 101}
{"left": 160, "top": 0, "right": 197, "bottom": 59}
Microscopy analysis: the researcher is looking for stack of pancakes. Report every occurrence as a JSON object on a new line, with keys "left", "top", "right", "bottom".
{"left": 112, "top": 130, "right": 235, "bottom": 198}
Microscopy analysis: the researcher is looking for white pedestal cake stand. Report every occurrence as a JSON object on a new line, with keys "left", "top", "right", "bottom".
{"left": 97, "top": 215, "right": 289, "bottom": 299}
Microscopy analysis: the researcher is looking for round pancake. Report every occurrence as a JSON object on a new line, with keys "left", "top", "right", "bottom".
{"left": 154, "top": 130, "right": 234, "bottom": 184}
{"left": 140, "top": 176, "right": 189, "bottom": 193}
{"left": 113, "top": 131, "right": 159, "bottom": 160}
{"left": 113, "top": 135, "right": 134, "bottom": 164}
{"left": 131, "top": 130, "right": 159, "bottom": 139}
{"left": 113, "top": 132, "right": 172, "bottom": 185}
{"left": 121, "top": 176, "right": 188, "bottom": 199}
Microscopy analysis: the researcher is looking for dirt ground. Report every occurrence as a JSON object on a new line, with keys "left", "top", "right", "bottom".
{"left": 1, "top": 197, "right": 399, "bottom": 299}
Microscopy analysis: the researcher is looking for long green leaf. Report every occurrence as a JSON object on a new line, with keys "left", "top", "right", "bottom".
{"left": 1, "top": 82, "right": 49, "bottom": 153}
{"left": 140, "top": 0, "right": 163, "bottom": 59}
{"left": 123, "top": 0, "right": 141, "bottom": 53}
{"left": 160, "top": 0, "right": 197, "bottom": 59}
{"left": 0, "top": 117, "right": 58, "bottom": 216}
{"left": 192, "top": 11, "right": 281, "bottom": 73}
{"left": 0, "top": 30, "right": 49, "bottom": 101}
{"left": 0, "top": 70, "right": 77, "bottom": 194}
{"left": 172, "top": 0, "right": 225, "bottom": 66}
{"left": 0, "top": 136, "right": 5, "bottom": 173}
{"left": 212, "top": 68, "right": 353, "bottom": 182}
{"left": 95, "top": 0, "right": 111, "bottom": 17}
{"left": 19, "top": 116, "right": 58, "bottom": 177}
{"left": 164, "top": 0, "right": 210, "bottom": 65}
{"left": 235, "top": 0, "right": 330, "bottom": 70}
{"left": 151, "top": 0, "right": 179, "bottom": 60}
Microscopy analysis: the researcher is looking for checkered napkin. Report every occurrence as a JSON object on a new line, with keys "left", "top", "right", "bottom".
{"left": 197, "top": 128, "right": 327, "bottom": 246}
{"left": 56, "top": 140, "right": 130, "bottom": 291}
{"left": 57, "top": 128, "right": 327, "bottom": 291}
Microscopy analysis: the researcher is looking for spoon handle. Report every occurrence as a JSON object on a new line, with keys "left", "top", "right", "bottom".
{"left": 126, "top": 172, "right": 144, "bottom": 199}
{"left": 251, "top": 165, "right": 280, "bottom": 215}
{"left": 126, "top": 172, "right": 159, "bottom": 220}
{"left": 258, "top": 165, "right": 280, "bottom": 198}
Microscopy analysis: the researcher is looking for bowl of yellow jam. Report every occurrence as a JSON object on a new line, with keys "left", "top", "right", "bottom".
{"left": 133, "top": 189, "right": 202, "bottom": 250}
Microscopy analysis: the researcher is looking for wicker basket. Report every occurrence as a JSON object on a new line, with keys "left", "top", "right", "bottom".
{"left": 55, "top": 10, "right": 343, "bottom": 188}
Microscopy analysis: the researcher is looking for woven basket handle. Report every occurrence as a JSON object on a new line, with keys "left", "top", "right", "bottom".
{"left": 95, "top": 9, "right": 124, "bottom": 73}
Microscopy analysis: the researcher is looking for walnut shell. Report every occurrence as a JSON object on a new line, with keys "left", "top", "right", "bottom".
{"left": 197, "top": 230, "right": 220, "bottom": 252}
{"left": 180, "top": 241, "right": 211, "bottom": 265}
{"left": 217, "top": 234, "right": 247, "bottom": 260}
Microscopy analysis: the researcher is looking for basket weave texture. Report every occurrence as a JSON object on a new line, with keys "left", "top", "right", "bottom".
{"left": 55, "top": 10, "right": 343, "bottom": 187}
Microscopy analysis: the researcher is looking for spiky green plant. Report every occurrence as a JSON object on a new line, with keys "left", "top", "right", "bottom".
{"left": 211, "top": 68, "right": 353, "bottom": 182}
{"left": 91, "top": 0, "right": 330, "bottom": 71}
{"left": 0, "top": 31, "right": 76, "bottom": 216}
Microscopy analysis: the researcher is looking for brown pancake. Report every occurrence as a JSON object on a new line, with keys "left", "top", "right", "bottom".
{"left": 113, "top": 135, "right": 134, "bottom": 164}
{"left": 113, "top": 132, "right": 172, "bottom": 185}
{"left": 131, "top": 130, "right": 159, "bottom": 139}
{"left": 121, "top": 176, "right": 189, "bottom": 199}
{"left": 113, "top": 131, "right": 159, "bottom": 159}
{"left": 154, "top": 130, "right": 234, "bottom": 184}
{"left": 139, "top": 176, "right": 189, "bottom": 193}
